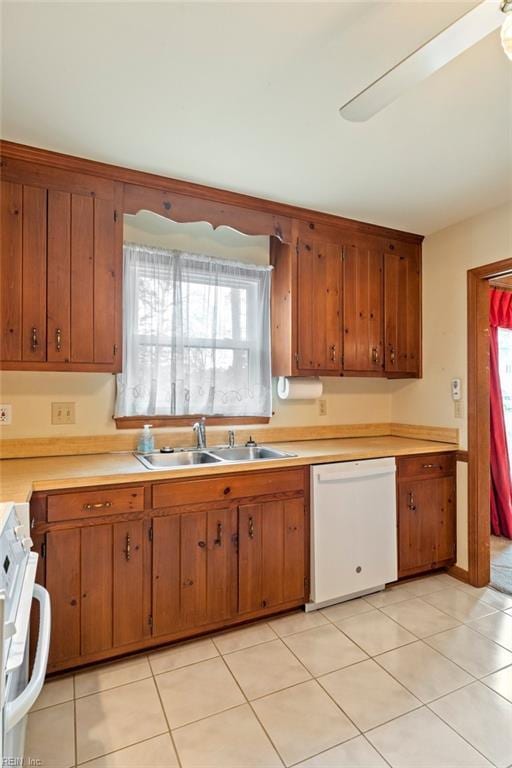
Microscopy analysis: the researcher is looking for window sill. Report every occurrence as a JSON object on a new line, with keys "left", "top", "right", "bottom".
{"left": 114, "top": 415, "right": 271, "bottom": 429}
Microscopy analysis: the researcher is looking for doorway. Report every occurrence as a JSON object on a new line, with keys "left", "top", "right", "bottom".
{"left": 467, "top": 260, "right": 512, "bottom": 589}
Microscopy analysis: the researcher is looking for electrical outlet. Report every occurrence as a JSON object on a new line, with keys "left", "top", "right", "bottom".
{"left": 51, "top": 402, "right": 75, "bottom": 425}
{"left": 454, "top": 400, "right": 464, "bottom": 419}
{"left": 318, "top": 398, "right": 327, "bottom": 416}
{"left": 0, "top": 405, "right": 12, "bottom": 425}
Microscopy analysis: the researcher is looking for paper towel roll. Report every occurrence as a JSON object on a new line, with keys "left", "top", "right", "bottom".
{"left": 277, "top": 377, "right": 323, "bottom": 400}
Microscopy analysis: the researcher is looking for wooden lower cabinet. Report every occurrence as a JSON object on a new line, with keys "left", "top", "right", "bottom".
{"left": 46, "top": 520, "right": 146, "bottom": 667}
{"left": 152, "top": 507, "right": 237, "bottom": 637}
{"left": 397, "top": 454, "right": 456, "bottom": 578}
{"left": 238, "top": 499, "right": 306, "bottom": 613}
{"left": 39, "top": 468, "right": 308, "bottom": 672}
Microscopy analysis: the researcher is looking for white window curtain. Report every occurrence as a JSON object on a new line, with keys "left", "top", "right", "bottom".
{"left": 115, "top": 243, "right": 272, "bottom": 418}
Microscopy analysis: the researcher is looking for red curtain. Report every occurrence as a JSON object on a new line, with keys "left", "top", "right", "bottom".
{"left": 490, "top": 288, "right": 512, "bottom": 538}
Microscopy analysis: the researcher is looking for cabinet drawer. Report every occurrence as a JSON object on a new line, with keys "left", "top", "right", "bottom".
{"left": 152, "top": 469, "right": 305, "bottom": 509}
{"left": 47, "top": 487, "right": 144, "bottom": 522}
{"left": 397, "top": 453, "right": 455, "bottom": 480}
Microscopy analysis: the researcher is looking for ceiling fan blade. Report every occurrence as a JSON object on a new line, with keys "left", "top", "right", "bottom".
{"left": 339, "top": 0, "right": 504, "bottom": 122}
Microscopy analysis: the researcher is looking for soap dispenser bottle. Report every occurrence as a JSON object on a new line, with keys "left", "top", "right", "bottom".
{"left": 138, "top": 424, "right": 154, "bottom": 453}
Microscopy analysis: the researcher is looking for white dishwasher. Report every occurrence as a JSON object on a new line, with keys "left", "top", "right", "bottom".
{"left": 307, "top": 457, "right": 397, "bottom": 611}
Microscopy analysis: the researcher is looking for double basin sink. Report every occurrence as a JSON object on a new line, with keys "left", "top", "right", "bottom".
{"left": 134, "top": 445, "right": 296, "bottom": 470}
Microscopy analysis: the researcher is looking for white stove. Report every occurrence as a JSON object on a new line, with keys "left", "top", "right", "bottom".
{"left": 0, "top": 502, "right": 50, "bottom": 761}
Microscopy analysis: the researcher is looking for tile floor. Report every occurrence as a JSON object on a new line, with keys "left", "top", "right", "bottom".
{"left": 26, "top": 573, "right": 512, "bottom": 768}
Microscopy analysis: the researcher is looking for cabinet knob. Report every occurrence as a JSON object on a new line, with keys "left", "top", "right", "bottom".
{"left": 198, "top": 540, "right": 206, "bottom": 548}
{"left": 223, "top": 487, "right": 231, "bottom": 495}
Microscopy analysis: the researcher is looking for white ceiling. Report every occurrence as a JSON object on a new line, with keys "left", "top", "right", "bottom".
{"left": 2, "top": 1, "right": 512, "bottom": 235}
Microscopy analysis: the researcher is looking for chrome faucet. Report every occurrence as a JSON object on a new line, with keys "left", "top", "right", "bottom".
{"left": 228, "top": 429, "right": 235, "bottom": 448}
{"left": 193, "top": 417, "right": 207, "bottom": 449}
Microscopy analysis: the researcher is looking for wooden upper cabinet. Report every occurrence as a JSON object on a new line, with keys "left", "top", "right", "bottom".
{"left": 296, "top": 240, "right": 342, "bottom": 374}
{"left": 342, "top": 241, "right": 383, "bottom": 373}
{"left": 384, "top": 242, "right": 421, "bottom": 377}
{"left": 270, "top": 229, "right": 421, "bottom": 379}
{"left": 0, "top": 158, "right": 122, "bottom": 371}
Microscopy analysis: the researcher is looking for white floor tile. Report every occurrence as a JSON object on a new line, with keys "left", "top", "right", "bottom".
{"left": 213, "top": 622, "right": 277, "bottom": 654}
{"left": 467, "top": 610, "right": 512, "bottom": 651}
{"left": 366, "top": 707, "right": 493, "bottom": 767}
{"left": 269, "top": 610, "right": 328, "bottom": 637}
{"left": 430, "top": 681, "right": 512, "bottom": 768}
{"left": 155, "top": 656, "right": 244, "bottom": 728}
{"left": 381, "top": 598, "right": 461, "bottom": 638}
{"left": 336, "top": 611, "right": 416, "bottom": 656}
{"left": 75, "top": 655, "right": 151, "bottom": 698}
{"left": 223, "top": 638, "right": 310, "bottom": 699}
{"left": 422, "top": 588, "right": 498, "bottom": 623}
{"left": 365, "top": 583, "right": 419, "bottom": 608}
{"left": 31, "top": 675, "right": 73, "bottom": 712}
{"left": 319, "top": 659, "right": 420, "bottom": 731}
{"left": 425, "top": 625, "right": 512, "bottom": 677}
{"left": 295, "top": 735, "right": 388, "bottom": 767}
{"left": 149, "top": 638, "right": 218, "bottom": 675}
{"left": 320, "top": 597, "right": 374, "bottom": 623}
{"left": 80, "top": 734, "right": 179, "bottom": 768}
{"left": 375, "top": 640, "right": 474, "bottom": 703}
{"left": 75, "top": 677, "right": 167, "bottom": 764}
{"left": 25, "top": 701, "right": 75, "bottom": 768}
{"left": 173, "top": 704, "right": 282, "bottom": 768}
{"left": 482, "top": 664, "right": 512, "bottom": 702}
{"left": 252, "top": 679, "right": 358, "bottom": 766}
{"left": 283, "top": 623, "right": 367, "bottom": 676}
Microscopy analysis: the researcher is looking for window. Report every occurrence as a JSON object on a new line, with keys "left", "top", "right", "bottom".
{"left": 115, "top": 243, "right": 272, "bottom": 421}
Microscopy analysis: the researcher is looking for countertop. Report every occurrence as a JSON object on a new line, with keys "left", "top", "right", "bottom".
{"left": 0, "top": 436, "right": 458, "bottom": 504}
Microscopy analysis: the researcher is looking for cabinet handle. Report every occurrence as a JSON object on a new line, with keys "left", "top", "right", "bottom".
{"left": 371, "top": 347, "right": 380, "bottom": 364}
{"left": 248, "top": 516, "right": 254, "bottom": 539}
{"left": 422, "top": 463, "right": 442, "bottom": 470}
{"left": 198, "top": 540, "right": 206, "bottom": 548}
{"left": 123, "top": 534, "right": 131, "bottom": 561}
{"left": 31, "top": 327, "right": 38, "bottom": 352}
{"left": 56, "top": 328, "right": 62, "bottom": 352}
{"left": 329, "top": 344, "right": 337, "bottom": 362}
{"left": 407, "top": 492, "right": 416, "bottom": 512}
{"left": 82, "top": 501, "right": 112, "bottom": 511}
{"left": 214, "top": 521, "right": 223, "bottom": 547}
{"left": 390, "top": 347, "right": 396, "bottom": 364}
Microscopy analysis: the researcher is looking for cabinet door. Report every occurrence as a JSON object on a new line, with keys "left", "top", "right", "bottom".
{"left": 0, "top": 181, "right": 47, "bottom": 362}
{"left": 296, "top": 240, "right": 341, "bottom": 373}
{"left": 238, "top": 499, "right": 306, "bottom": 614}
{"left": 398, "top": 477, "right": 455, "bottom": 576}
{"left": 152, "top": 508, "right": 237, "bottom": 636}
{"left": 46, "top": 529, "right": 81, "bottom": 665}
{"left": 343, "top": 242, "right": 383, "bottom": 373}
{"left": 81, "top": 524, "right": 113, "bottom": 655}
{"left": 47, "top": 191, "right": 118, "bottom": 366}
{"left": 152, "top": 514, "right": 181, "bottom": 637}
{"left": 384, "top": 245, "right": 421, "bottom": 376}
{"left": 113, "top": 520, "right": 145, "bottom": 646}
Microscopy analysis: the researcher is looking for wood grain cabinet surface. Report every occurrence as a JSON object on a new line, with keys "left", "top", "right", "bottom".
{"left": 397, "top": 452, "right": 456, "bottom": 578}
{"left": 0, "top": 159, "right": 122, "bottom": 372}
{"left": 35, "top": 468, "right": 308, "bottom": 672}
{"left": 271, "top": 233, "right": 421, "bottom": 379}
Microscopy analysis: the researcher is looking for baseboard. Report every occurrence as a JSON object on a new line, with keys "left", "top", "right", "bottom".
{"left": 447, "top": 564, "right": 470, "bottom": 583}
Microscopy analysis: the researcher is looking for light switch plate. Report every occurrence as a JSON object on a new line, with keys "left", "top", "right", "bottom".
{"left": 0, "top": 405, "right": 12, "bottom": 425}
{"left": 454, "top": 400, "right": 464, "bottom": 419}
{"left": 318, "top": 399, "right": 327, "bottom": 416}
{"left": 51, "top": 402, "right": 75, "bottom": 425}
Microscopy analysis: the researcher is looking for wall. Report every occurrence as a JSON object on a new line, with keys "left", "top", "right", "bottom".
{"left": 391, "top": 201, "right": 512, "bottom": 569}
{"left": 0, "top": 213, "right": 394, "bottom": 438}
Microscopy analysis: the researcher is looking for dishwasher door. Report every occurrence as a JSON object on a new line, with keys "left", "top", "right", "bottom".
{"left": 308, "top": 457, "right": 397, "bottom": 610}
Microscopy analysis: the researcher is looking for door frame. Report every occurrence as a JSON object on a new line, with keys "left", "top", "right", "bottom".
{"left": 467, "top": 257, "right": 512, "bottom": 586}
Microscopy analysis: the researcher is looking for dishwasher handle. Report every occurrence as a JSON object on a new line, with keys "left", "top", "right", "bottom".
{"left": 315, "top": 466, "right": 396, "bottom": 483}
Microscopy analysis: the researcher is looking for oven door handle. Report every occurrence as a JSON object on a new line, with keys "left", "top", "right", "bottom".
{"left": 4, "top": 584, "right": 51, "bottom": 734}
